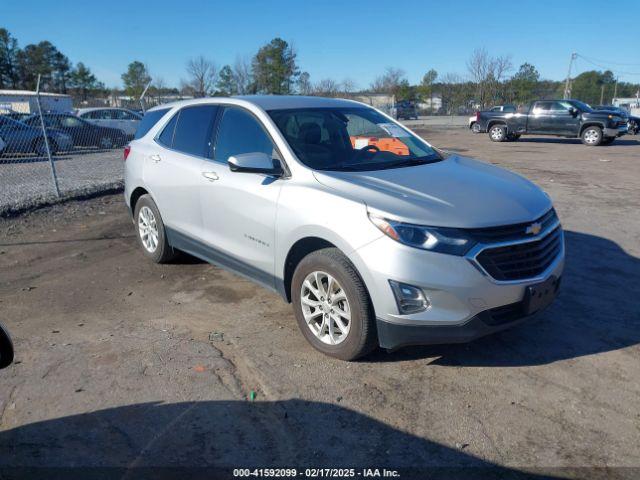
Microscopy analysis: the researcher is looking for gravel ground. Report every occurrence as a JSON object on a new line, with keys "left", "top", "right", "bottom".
{"left": 0, "top": 149, "right": 123, "bottom": 215}
{"left": 0, "top": 128, "right": 639, "bottom": 479}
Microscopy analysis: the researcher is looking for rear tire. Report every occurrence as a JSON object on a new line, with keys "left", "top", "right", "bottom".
{"left": 291, "top": 248, "right": 377, "bottom": 361}
{"left": 581, "top": 126, "right": 602, "bottom": 146}
{"left": 488, "top": 124, "right": 507, "bottom": 142}
{"left": 134, "top": 194, "right": 176, "bottom": 263}
{"left": 471, "top": 122, "right": 481, "bottom": 133}
{"left": 34, "top": 138, "right": 57, "bottom": 157}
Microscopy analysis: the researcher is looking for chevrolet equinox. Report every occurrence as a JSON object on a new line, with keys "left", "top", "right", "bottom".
{"left": 124, "top": 96, "right": 564, "bottom": 360}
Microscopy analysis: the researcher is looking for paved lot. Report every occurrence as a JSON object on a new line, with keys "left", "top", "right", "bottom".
{"left": 0, "top": 149, "right": 123, "bottom": 215}
{"left": 0, "top": 128, "right": 639, "bottom": 479}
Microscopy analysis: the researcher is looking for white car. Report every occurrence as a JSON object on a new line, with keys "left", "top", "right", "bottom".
{"left": 76, "top": 108, "right": 142, "bottom": 139}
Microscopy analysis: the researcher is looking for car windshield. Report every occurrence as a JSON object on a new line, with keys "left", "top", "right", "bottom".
{"left": 268, "top": 107, "right": 441, "bottom": 172}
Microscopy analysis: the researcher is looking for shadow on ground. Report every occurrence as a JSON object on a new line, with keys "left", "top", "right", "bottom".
{"left": 369, "top": 230, "right": 640, "bottom": 366}
{"left": 0, "top": 399, "right": 565, "bottom": 480}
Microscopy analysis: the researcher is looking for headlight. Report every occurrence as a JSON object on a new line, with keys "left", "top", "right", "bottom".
{"left": 368, "top": 213, "right": 476, "bottom": 255}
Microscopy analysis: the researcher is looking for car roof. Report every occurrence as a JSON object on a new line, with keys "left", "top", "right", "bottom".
{"left": 146, "top": 95, "right": 366, "bottom": 113}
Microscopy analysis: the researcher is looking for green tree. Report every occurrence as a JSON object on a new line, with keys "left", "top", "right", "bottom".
{"left": 216, "top": 65, "right": 238, "bottom": 96}
{"left": 419, "top": 69, "right": 438, "bottom": 110}
{"left": 0, "top": 28, "right": 20, "bottom": 89}
{"left": 510, "top": 63, "right": 540, "bottom": 104}
{"left": 16, "top": 41, "right": 70, "bottom": 92}
{"left": 251, "top": 38, "right": 299, "bottom": 94}
{"left": 69, "top": 62, "right": 103, "bottom": 100}
{"left": 571, "top": 70, "right": 616, "bottom": 104}
{"left": 121, "top": 61, "right": 151, "bottom": 99}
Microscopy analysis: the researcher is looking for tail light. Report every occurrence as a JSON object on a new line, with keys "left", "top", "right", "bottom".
{"left": 475, "top": 112, "right": 480, "bottom": 121}
{"left": 123, "top": 145, "right": 131, "bottom": 161}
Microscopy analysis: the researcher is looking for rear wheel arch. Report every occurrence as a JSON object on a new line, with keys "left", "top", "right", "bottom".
{"left": 130, "top": 187, "right": 149, "bottom": 213}
{"left": 487, "top": 120, "right": 507, "bottom": 131}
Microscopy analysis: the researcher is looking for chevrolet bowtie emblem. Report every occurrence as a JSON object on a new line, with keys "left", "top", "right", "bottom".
{"left": 526, "top": 222, "right": 542, "bottom": 235}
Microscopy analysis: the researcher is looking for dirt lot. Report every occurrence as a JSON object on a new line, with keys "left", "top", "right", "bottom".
{"left": 1, "top": 128, "right": 639, "bottom": 479}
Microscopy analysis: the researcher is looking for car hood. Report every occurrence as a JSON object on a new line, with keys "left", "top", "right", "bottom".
{"left": 312, "top": 155, "right": 552, "bottom": 228}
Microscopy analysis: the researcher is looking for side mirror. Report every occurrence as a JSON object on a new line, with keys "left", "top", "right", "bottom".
{"left": 228, "top": 152, "right": 283, "bottom": 176}
{"left": 569, "top": 107, "right": 578, "bottom": 117}
{"left": 0, "top": 323, "right": 14, "bottom": 369}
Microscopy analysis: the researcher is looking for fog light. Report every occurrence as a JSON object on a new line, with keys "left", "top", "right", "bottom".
{"left": 389, "top": 281, "right": 430, "bottom": 314}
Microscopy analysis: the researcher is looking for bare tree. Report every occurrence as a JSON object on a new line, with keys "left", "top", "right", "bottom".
{"left": 370, "top": 67, "right": 406, "bottom": 94}
{"left": 341, "top": 78, "right": 358, "bottom": 94}
{"left": 466, "top": 48, "right": 512, "bottom": 108}
{"left": 233, "top": 55, "right": 252, "bottom": 94}
{"left": 313, "top": 78, "right": 341, "bottom": 97}
{"left": 185, "top": 55, "right": 217, "bottom": 97}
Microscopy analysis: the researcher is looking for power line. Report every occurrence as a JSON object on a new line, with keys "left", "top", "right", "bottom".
{"left": 576, "top": 55, "right": 640, "bottom": 67}
{"left": 576, "top": 54, "right": 640, "bottom": 76}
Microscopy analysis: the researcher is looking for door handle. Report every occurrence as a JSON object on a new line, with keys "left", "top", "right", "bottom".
{"left": 150, "top": 154, "right": 161, "bottom": 163}
{"left": 202, "top": 171, "right": 219, "bottom": 182}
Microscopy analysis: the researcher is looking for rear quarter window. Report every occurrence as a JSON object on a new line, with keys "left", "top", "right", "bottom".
{"left": 134, "top": 108, "right": 170, "bottom": 139}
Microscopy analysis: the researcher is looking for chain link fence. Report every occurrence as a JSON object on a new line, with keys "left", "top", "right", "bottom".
{"left": 0, "top": 85, "right": 133, "bottom": 215}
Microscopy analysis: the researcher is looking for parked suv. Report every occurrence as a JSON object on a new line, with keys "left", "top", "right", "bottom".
{"left": 125, "top": 96, "right": 564, "bottom": 360}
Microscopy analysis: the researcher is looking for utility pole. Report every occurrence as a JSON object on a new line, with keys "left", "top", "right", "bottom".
{"left": 563, "top": 52, "right": 577, "bottom": 99}
{"left": 600, "top": 84, "right": 605, "bottom": 105}
{"left": 613, "top": 77, "right": 618, "bottom": 104}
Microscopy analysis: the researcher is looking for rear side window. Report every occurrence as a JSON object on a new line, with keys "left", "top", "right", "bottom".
{"left": 171, "top": 105, "right": 219, "bottom": 157}
{"left": 157, "top": 113, "right": 178, "bottom": 147}
{"left": 134, "top": 108, "right": 170, "bottom": 139}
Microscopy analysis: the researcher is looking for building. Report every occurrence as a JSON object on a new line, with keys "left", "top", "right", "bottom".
{"left": 417, "top": 93, "right": 443, "bottom": 113}
{"left": 351, "top": 93, "right": 396, "bottom": 114}
{"left": 0, "top": 90, "right": 73, "bottom": 114}
{"left": 613, "top": 95, "right": 640, "bottom": 116}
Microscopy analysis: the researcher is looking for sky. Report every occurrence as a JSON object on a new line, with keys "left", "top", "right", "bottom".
{"left": 3, "top": 0, "right": 640, "bottom": 89}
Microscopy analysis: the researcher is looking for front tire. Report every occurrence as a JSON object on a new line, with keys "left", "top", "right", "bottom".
{"left": 134, "top": 195, "right": 176, "bottom": 263}
{"left": 581, "top": 126, "right": 602, "bottom": 146}
{"left": 291, "top": 248, "right": 377, "bottom": 361}
{"left": 488, "top": 124, "right": 507, "bottom": 142}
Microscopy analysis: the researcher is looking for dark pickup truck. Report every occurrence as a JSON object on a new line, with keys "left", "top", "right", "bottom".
{"left": 477, "top": 99, "right": 628, "bottom": 146}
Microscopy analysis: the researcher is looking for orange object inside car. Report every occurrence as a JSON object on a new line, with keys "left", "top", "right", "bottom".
{"left": 350, "top": 136, "right": 410, "bottom": 156}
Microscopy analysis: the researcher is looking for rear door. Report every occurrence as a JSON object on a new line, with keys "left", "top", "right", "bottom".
{"left": 143, "top": 105, "right": 219, "bottom": 240}
{"left": 527, "top": 101, "right": 552, "bottom": 134}
{"left": 199, "top": 105, "right": 283, "bottom": 288}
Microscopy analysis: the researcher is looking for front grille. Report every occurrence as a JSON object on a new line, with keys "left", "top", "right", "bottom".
{"left": 476, "top": 227, "right": 563, "bottom": 281}
{"left": 467, "top": 208, "right": 558, "bottom": 243}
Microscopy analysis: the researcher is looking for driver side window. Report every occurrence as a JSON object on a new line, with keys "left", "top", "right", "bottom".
{"left": 213, "top": 107, "right": 276, "bottom": 164}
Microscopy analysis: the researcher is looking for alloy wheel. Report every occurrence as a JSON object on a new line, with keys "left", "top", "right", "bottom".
{"left": 138, "top": 206, "right": 159, "bottom": 253}
{"left": 583, "top": 128, "right": 600, "bottom": 144}
{"left": 300, "top": 271, "right": 351, "bottom": 345}
{"left": 490, "top": 126, "right": 504, "bottom": 140}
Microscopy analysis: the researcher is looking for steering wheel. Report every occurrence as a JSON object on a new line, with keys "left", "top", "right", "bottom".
{"left": 353, "top": 144, "right": 380, "bottom": 160}
{"left": 0, "top": 322, "right": 14, "bottom": 369}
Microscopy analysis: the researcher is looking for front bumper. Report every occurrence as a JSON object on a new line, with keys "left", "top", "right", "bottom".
{"left": 376, "top": 282, "right": 558, "bottom": 350}
{"left": 603, "top": 125, "right": 627, "bottom": 137}
{"left": 351, "top": 226, "right": 565, "bottom": 348}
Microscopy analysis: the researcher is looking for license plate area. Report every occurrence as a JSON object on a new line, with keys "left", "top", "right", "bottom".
{"left": 523, "top": 276, "right": 560, "bottom": 315}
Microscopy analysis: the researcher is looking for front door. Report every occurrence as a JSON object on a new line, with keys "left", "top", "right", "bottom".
{"left": 199, "top": 106, "right": 283, "bottom": 289}
{"left": 549, "top": 101, "right": 581, "bottom": 136}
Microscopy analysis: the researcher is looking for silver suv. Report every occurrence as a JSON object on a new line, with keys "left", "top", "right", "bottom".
{"left": 125, "top": 96, "right": 564, "bottom": 360}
